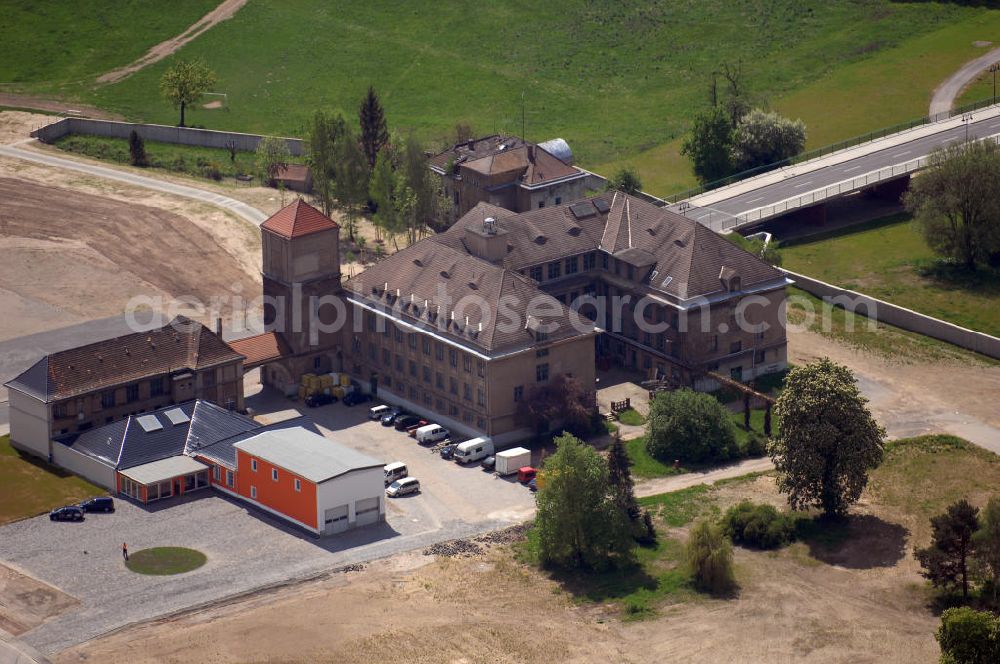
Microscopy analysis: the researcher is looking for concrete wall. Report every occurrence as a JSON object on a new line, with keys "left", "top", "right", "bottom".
{"left": 315, "top": 466, "right": 385, "bottom": 529}
{"left": 51, "top": 444, "right": 116, "bottom": 490}
{"left": 31, "top": 118, "right": 303, "bottom": 157}
{"left": 784, "top": 269, "right": 1000, "bottom": 360}
{"left": 7, "top": 389, "right": 50, "bottom": 459}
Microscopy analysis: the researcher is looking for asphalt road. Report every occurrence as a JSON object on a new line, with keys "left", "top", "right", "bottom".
{"left": 671, "top": 111, "right": 1000, "bottom": 230}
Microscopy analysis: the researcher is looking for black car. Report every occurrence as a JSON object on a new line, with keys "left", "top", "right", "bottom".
{"left": 439, "top": 444, "right": 457, "bottom": 460}
{"left": 342, "top": 391, "right": 371, "bottom": 407}
{"left": 394, "top": 415, "right": 423, "bottom": 431}
{"left": 480, "top": 455, "right": 496, "bottom": 471}
{"left": 50, "top": 506, "right": 84, "bottom": 522}
{"left": 380, "top": 409, "right": 405, "bottom": 426}
{"left": 79, "top": 496, "right": 115, "bottom": 513}
{"left": 305, "top": 392, "right": 337, "bottom": 407}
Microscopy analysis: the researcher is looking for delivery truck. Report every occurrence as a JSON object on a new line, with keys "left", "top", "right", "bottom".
{"left": 453, "top": 437, "right": 493, "bottom": 464}
{"left": 495, "top": 447, "right": 531, "bottom": 476}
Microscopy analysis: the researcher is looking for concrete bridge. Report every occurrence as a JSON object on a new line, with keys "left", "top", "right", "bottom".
{"left": 667, "top": 102, "right": 1000, "bottom": 231}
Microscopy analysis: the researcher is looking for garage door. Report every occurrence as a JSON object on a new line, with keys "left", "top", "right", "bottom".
{"left": 324, "top": 505, "right": 349, "bottom": 534}
{"left": 354, "top": 497, "right": 381, "bottom": 526}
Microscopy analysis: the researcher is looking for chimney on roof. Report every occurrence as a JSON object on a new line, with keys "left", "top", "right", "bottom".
{"left": 216, "top": 316, "right": 222, "bottom": 336}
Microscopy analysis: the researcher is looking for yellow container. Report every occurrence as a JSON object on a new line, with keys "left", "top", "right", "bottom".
{"left": 340, "top": 374, "right": 350, "bottom": 387}
{"left": 332, "top": 387, "right": 345, "bottom": 399}
{"left": 320, "top": 375, "right": 333, "bottom": 388}
{"left": 301, "top": 373, "right": 316, "bottom": 387}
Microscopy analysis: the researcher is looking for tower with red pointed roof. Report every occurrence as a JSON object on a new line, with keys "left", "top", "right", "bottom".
{"left": 260, "top": 199, "right": 343, "bottom": 359}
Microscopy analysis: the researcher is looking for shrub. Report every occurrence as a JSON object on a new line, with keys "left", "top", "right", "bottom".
{"left": 742, "top": 432, "right": 768, "bottom": 458}
{"left": 686, "top": 519, "right": 736, "bottom": 595}
{"left": 170, "top": 156, "right": 188, "bottom": 173}
{"left": 723, "top": 500, "right": 796, "bottom": 549}
{"left": 646, "top": 388, "right": 738, "bottom": 465}
{"left": 199, "top": 160, "right": 223, "bottom": 181}
{"left": 128, "top": 130, "right": 148, "bottom": 167}
{"left": 936, "top": 606, "right": 1000, "bottom": 664}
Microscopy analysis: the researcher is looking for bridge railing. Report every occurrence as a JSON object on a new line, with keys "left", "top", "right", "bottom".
{"left": 667, "top": 95, "right": 1000, "bottom": 203}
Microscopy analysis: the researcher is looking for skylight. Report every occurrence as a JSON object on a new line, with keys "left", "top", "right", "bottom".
{"left": 136, "top": 414, "right": 163, "bottom": 433}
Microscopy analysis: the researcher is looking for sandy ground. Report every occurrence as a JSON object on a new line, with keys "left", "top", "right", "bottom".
{"left": 0, "top": 564, "right": 78, "bottom": 637}
{"left": 96, "top": 0, "right": 249, "bottom": 85}
{"left": 55, "top": 475, "right": 938, "bottom": 664}
{"left": 0, "top": 95, "right": 122, "bottom": 120}
{"left": 0, "top": 112, "right": 260, "bottom": 342}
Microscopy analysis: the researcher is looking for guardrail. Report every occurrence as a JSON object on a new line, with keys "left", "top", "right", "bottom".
{"left": 667, "top": 95, "right": 1000, "bottom": 203}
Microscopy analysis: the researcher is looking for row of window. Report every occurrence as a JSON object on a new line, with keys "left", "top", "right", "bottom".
{"left": 526, "top": 251, "right": 607, "bottom": 283}
{"left": 359, "top": 323, "right": 486, "bottom": 376}
{"left": 249, "top": 458, "right": 303, "bottom": 492}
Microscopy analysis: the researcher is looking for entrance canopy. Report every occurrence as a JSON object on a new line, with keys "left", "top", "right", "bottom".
{"left": 119, "top": 455, "right": 209, "bottom": 485}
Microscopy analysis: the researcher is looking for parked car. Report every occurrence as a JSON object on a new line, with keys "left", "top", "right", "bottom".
{"left": 380, "top": 408, "right": 405, "bottom": 426}
{"left": 369, "top": 404, "right": 391, "bottom": 419}
{"left": 384, "top": 461, "right": 408, "bottom": 486}
{"left": 50, "top": 506, "right": 84, "bottom": 522}
{"left": 394, "top": 415, "right": 424, "bottom": 431}
{"left": 528, "top": 477, "right": 538, "bottom": 492}
{"left": 439, "top": 444, "right": 458, "bottom": 460}
{"left": 415, "top": 424, "right": 449, "bottom": 444}
{"left": 386, "top": 476, "right": 420, "bottom": 497}
{"left": 343, "top": 391, "right": 372, "bottom": 407}
{"left": 305, "top": 392, "right": 336, "bottom": 407}
{"left": 517, "top": 466, "right": 537, "bottom": 484}
{"left": 79, "top": 496, "right": 115, "bottom": 513}
{"left": 480, "top": 455, "right": 496, "bottom": 471}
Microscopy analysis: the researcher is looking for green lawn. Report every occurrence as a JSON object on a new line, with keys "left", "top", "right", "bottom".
{"left": 957, "top": 67, "right": 1000, "bottom": 108}
{"left": 0, "top": 435, "right": 104, "bottom": 525}
{"left": 125, "top": 547, "right": 207, "bottom": 575}
{"left": 783, "top": 214, "right": 1000, "bottom": 338}
{"left": 616, "top": 408, "right": 645, "bottom": 427}
{"left": 0, "top": 0, "right": 220, "bottom": 95}
{"left": 2, "top": 2, "right": 992, "bottom": 192}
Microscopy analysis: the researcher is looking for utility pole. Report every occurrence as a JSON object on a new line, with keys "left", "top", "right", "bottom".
{"left": 962, "top": 113, "right": 974, "bottom": 142}
{"left": 521, "top": 90, "right": 526, "bottom": 140}
{"left": 991, "top": 62, "right": 1000, "bottom": 102}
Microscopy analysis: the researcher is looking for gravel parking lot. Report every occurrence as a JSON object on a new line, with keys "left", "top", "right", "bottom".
{"left": 0, "top": 385, "right": 537, "bottom": 655}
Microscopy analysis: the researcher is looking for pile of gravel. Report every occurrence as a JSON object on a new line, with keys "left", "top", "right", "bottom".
{"left": 423, "top": 538, "right": 484, "bottom": 557}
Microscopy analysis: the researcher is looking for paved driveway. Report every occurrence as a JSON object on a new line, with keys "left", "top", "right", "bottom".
{"left": 1, "top": 387, "right": 536, "bottom": 655}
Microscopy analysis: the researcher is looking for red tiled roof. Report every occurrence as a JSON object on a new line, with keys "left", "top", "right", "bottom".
{"left": 260, "top": 199, "right": 338, "bottom": 239}
{"left": 227, "top": 332, "right": 292, "bottom": 368}
{"left": 274, "top": 164, "right": 311, "bottom": 183}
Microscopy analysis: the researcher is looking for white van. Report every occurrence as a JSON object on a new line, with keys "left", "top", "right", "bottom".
{"left": 415, "top": 424, "right": 449, "bottom": 444}
{"left": 384, "top": 461, "right": 407, "bottom": 486}
{"left": 369, "top": 405, "right": 391, "bottom": 421}
{"left": 453, "top": 437, "right": 494, "bottom": 464}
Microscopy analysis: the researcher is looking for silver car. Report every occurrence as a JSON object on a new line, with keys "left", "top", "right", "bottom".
{"left": 386, "top": 476, "right": 420, "bottom": 497}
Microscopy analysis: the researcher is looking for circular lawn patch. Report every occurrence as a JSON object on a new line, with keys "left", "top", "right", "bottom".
{"left": 125, "top": 547, "right": 206, "bottom": 575}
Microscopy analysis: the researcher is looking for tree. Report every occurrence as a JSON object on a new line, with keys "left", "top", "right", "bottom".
{"left": 255, "top": 136, "right": 291, "bottom": 186}
{"left": 973, "top": 497, "right": 1000, "bottom": 603}
{"left": 916, "top": 499, "right": 980, "bottom": 599}
{"left": 645, "top": 388, "right": 738, "bottom": 464}
{"left": 334, "top": 128, "right": 369, "bottom": 241}
{"left": 686, "top": 519, "right": 736, "bottom": 595}
{"left": 401, "top": 135, "right": 439, "bottom": 242}
{"left": 128, "top": 130, "right": 148, "bottom": 167}
{"left": 306, "top": 110, "right": 347, "bottom": 216}
{"left": 904, "top": 141, "right": 1000, "bottom": 270}
{"left": 770, "top": 358, "right": 885, "bottom": 519}
{"left": 159, "top": 59, "right": 216, "bottom": 127}
{"left": 535, "top": 433, "right": 634, "bottom": 570}
{"left": 731, "top": 108, "right": 806, "bottom": 172}
{"left": 606, "top": 432, "right": 640, "bottom": 522}
{"left": 936, "top": 607, "right": 1000, "bottom": 664}
{"left": 359, "top": 85, "right": 389, "bottom": 169}
{"left": 368, "top": 150, "right": 399, "bottom": 242}
{"left": 681, "top": 107, "right": 735, "bottom": 185}
{"left": 607, "top": 166, "right": 643, "bottom": 194}
{"left": 516, "top": 373, "right": 596, "bottom": 438}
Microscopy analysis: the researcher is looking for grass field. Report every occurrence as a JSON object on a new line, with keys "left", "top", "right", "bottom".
{"left": 2, "top": 2, "right": 992, "bottom": 195}
{"left": 0, "top": 434, "right": 104, "bottom": 525}
{"left": 125, "top": 547, "right": 207, "bottom": 575}
{"left": 0, "top": 0, "right": 220, "bottom": 94}
{"left": 783, "top": 214, "right": 1000, "bottom": 338}
{"left": 957, "top": 67, "right": 1000, "bottom": 108}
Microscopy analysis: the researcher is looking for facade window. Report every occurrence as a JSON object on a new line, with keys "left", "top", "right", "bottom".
{"left": 394, "top": 327, "right": 404, "bottom": 343}
{"left": 313, "top": 356, "right": 322, "bottom": 370}
{"left": 477, "top": 388, "right": 485, "bottom": 406}
{"left": 423, "top": 365, "right": 431, "bottom": 383}
{"left": 436, "top": 343, "right": 444, "bottom": 361}
{"left": 382, "top": 348, "right": 391, "bottom": 365}
{"left": 408, "top": 333, "right": 417, "bottom": 350}
{"left": 710, "top": 335, "right": 719, "bottom": 352}
{"left": 730, "top": 341, "right": 742, "bottom": 354}
{"left": 213, "top": 465, "right": 221, "bottom": 481}
{"left": 529, "top": 266, "right": 543, "bottom": 282}
{"left": 463, "top": 383, "right": 472, "bottom": 401}
{"left": 450, "top": 404, "right": 459, "bottom": 416}
{"left": 150, "top": 377, "right": 165, "bottom": 397}
{"left": 536, "top": 348, "right": 549, "bottom": 358}
{"left": 513, "top": 385, "right": 524, "bottom": 402}
{"left": 272, "top": 468, "right": 279, "bottom": 481}
{"left": 547, "top": 262, "right": 561, "bottom": 279}
{"left": 436, "top": 372, "right": 444, "bottom": 389}
{"left": 384, "top": 375, "right": 392, "bottom": 388}
{"left": 627, "top": 264, "right": 635, "bottom": 280}
{"left": 203, "top": 371, "right": 216, "bottom": 387}
{"left": 101, "top": 390, "right": 115, "bottom": 409}
{"left": 449, "top": 377, "right": 458, "bottom": 395}
{"left": 565, "top": 256, "right": 578, "bottom": 274}
{"left": 294, "top": 478, "right": 301, "bottom": 492}
{"left": 423, "top": 337, "right": 432, "bottom": 355}
{"left": 555, "top": 197, "right": 562, "bottom": 205}
{"left": 251, "top": 458, "right": 258, "bottom": 472}
{"left": 601, "top": 253, "right": 609, "bottom": 269}
{"left": 126, "top": 384, "right": 140, "bottom": 403}
{"left": 409, "top": 385, "right": 418, "bottom": 399}
{"left": 538, "top": 201, "right": 545, "bottom": 209}
{"left": 226, "top": 470, "right": 234, "bottom": 487}
{"left": 756, "top": 350, "right": 767, "bottom": 363}
{"left": 583, "top": 252, "right": 596, "bottom": 270}
{"left": 477, "top": 360, "right": 485, "bottom": 377}
{"left": 366, "top": 312, "right": 376, "bottom": 333}
{"left": 477, "top": 417, "right": 486, "bottom": 429}
{"left": 352, "top": 336, "right": 362, "bottom": 353}
{"left": 463, "top": 355, "right": 472, "bottom": 373}
{"left": 436, "top": 398, "right": 445, "bottom": 411}
{"left": 449, "top": 348, "right": 458, "bottom": 367}
{"left": 536, "top": 363, "right": 549, "bottom": 382}
{"left": 251, "top": 485, "right": 257, "bottom": 499}
{"left": 409, "top": 360, "right": 417, "bottom": 377}
{"left": 53, "top": 402, "right": 68, "bottom": 419}
{"left": 369, "top": 343, "right": 377, "bottom": 361}
{"left": 395, "top": 354, "right": 403, "bottom": 372}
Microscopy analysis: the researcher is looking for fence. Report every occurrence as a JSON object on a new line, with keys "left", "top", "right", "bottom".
{"left": 667, "top": 95, "right": 1000, "bottom": 203}
{"left": 784, "top": 269, "right": 1000, "bottom": 360}
{"left": 30, "top": 117, "right": 303, "bottom": 156}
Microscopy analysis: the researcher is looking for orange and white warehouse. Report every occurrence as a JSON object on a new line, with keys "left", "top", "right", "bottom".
{"left": 231, "top": 427, "right": 386, "bottom": 535}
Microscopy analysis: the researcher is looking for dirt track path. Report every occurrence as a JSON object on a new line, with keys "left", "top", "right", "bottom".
{"left": 96, "top": 0, "right": 248, "bottom": 85}
{"left": 929, "top": 45, "right": 1000, "bottom": 115}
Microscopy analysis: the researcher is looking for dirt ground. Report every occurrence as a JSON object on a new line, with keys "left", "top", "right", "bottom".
{"left": 96, "top": 0, "right": 249, "bottom": 85}
{"left": 0, "top": 564, "right": 78, "bottom": 636}
{"left": 55, "top": 475, "right": 938, "bottom": 664}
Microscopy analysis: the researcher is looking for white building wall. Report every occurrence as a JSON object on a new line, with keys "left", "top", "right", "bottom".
{"left": 315, "top": 466, "right": 385, "bottom": 530}
{"left": 51, "top": 444, "right": 116, "bottom": 489}
{"left": 7, "top": 389, "right": 51, "bottom": 459}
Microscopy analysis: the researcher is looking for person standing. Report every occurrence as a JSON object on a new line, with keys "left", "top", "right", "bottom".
{"left": 122, "top": 542, "right": 129, "bottom": 562}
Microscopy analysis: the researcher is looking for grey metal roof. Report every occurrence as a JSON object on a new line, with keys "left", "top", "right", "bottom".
{"left": 194, "top": 415, "right": 317, "bottom": 468}
{"left": 59, "top": 418, "right": 128, "bottom": 468}
{"left": 537, "top": 138, "right": 573, "bottom": 164}
{"left": 234, "top": 427, "right": 384, "bottom": 483}
{"left": 185, "top": 400, "right": 260, "bottom": 452}
{"left": 117, "top": 402, "right": 197, "bottom": 469}
{"left": 4, "top": 356, "right": 49, "bottom": 402}
{"left": 119, "top": 456, "right": 209, "bottom": 485}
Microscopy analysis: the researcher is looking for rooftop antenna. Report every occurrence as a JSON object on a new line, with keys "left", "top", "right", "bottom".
{"left": 521, "top": 90, "right": 526, "bottom": 140}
